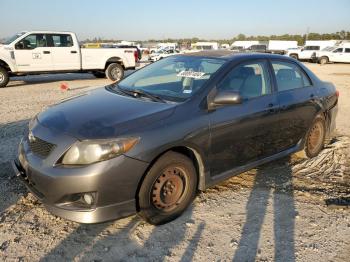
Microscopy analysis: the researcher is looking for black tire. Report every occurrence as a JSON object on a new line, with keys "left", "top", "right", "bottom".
{"left": 319, "top": 56, "right": 329, "bottom": 65}
{"left": 137, "top": 151, "right": 197, "bottom": 225}
{"left": 92, "top": 71, "right": 106, "bottom": 78}
{"left": 105, "top": 63, "right": 124, "bottom": 82}
{"left": 0, "top": 67, "right": 9, "bottom": 88}
{"left": 290, "top": 54, "right": 298, "bottom": 60}
{"left": 303, "top": 115, "right": 326, "bottom": 158}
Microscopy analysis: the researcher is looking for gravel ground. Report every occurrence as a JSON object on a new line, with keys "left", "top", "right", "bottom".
{"left": 0, "top": 63, "right": 349, "bottom": 261}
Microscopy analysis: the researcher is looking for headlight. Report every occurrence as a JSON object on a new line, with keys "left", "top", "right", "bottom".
{"left": 60, "top": 137, "right": 139, "bottom": 165}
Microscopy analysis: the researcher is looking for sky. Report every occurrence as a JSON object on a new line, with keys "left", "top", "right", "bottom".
{"left": 0, "top": 0, "right": 349, "bottom": 41}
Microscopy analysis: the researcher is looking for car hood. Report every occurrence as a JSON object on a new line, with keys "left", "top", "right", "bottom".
{"left": 37, "top": 87, "right": 177, "bottom": 140}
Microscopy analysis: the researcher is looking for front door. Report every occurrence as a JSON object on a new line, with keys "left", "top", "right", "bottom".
{"left": 329, "top": 48, "right": 344, "bottom": 62}
{"left": 339, "top": 48, "right": 350, "bottom": 63}
{"left": 14, "top": 34, "right": 53, "bottom": 72}
{"left": 209, "top": 60, "right": 280, "bottom": 176}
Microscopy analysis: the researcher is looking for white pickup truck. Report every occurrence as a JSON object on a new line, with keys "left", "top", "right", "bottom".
{"left": 316, "top": 44, "right": 350, "bottom": 64}
{"left": 0, "top": 31, "right": 139, "bottom": 87}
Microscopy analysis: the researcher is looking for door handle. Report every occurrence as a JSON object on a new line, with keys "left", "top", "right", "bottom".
{"left": 71, "top": 50, "right": 77, "bottom": 54}
{"left": 267, "top": 103, "right": 277, "bottom": 113}
{"left": 43, "top": 51, "right": 50, "bottom": 54}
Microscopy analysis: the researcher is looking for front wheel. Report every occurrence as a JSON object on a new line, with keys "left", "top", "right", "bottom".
{"left": 290, "top": 54, "right": 298, "bottom": 60}
{"left": 0, "top": 67, "right": 9, "bottom": 88}
{"left": 303, "top": 115, "right": 326, "bottom": 158}
{"left": 319, "top": 56, "right": 329, "bottom": 65}
{"left": 105, "top": 63, "right": 124, "bottom": 82}
{"left": 137, "top": 152, "right": 197, "bottom": 225}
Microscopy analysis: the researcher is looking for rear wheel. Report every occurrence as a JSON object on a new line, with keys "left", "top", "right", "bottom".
{"left": 0, "top": 67, "right": 9, "bottom": 88}
{"left": 302, "top": 115, "right": 326, "bottom": 158}
{"left": 105, "top": 63, "right": 124, "bottom": 82}
{"left": 138, "top": 152, "right": 197, "bottom": 225}
{"left": 319, "top": 56, "right": 329, "bottom": 65}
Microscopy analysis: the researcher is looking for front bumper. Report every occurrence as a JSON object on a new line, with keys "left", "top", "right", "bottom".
{"left": 12, "top": 125, "right": 149, "bottom": 223}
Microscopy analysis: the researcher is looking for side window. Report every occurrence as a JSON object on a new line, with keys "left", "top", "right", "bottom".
{"left": 15, "top": 34, "right": 47, "bottom": 50}
{"left": 217, "top": 60, "right": 271, "bottom": 99}
{"left": 49, "top": 34, "right": 73, "bottom": 47}
{"left": 345, "top": 48, "right": 350, "bottom": 53}
{"left": 333, "top": 48, "right": 343, "bottom": 53}
{"left": 271, "top": 61, "right": 312, "bottom": 92}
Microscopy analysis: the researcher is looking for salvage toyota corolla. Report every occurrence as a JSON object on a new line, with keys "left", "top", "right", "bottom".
{"left": 13, "top": 51, "right": 338, "bottom": 225}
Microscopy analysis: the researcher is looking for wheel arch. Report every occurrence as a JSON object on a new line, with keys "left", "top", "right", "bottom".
{"left": 289, "top": 53, "right": 299, "bottom": 59}
{"left": 319, "top": 56, "right": 329, "bottom": 64}
{"left": 134, "top": 145, "right": 206, "bottom": 212}
{"left": 0, "top": 59, "right": 12, "bottom": 72}
{"left": 105, "top": 57, "right": 124, "bottom": 69}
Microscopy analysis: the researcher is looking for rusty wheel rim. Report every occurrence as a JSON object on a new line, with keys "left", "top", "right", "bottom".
{"left": 308, "top": 121, "right": 324, "bottom": 154}
{"left": 151, "top": 166, "right": 188, "bottom": 211}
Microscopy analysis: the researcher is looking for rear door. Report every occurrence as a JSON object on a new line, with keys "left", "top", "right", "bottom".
{"left": 209, "top": 59, "right": 280, "bottom": 176}
{"left": 271, "top": 59, "right": 319, "bottom": 151}
{"left": 13, "top": 34, "right": 53, "bottom": 72}
{"left": 47, "top": 34, "right": 80, "bottom": 70}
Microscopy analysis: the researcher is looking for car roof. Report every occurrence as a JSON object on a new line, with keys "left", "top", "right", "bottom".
{"left": 181, "top": 50, "right": 292, "bottom": 61}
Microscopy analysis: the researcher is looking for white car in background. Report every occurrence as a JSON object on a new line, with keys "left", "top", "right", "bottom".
{"left": 316, "top": 44, "right": 350, "bottom": 64}
{"left": 149, "top": 49, "right": 179, "bottom": 62}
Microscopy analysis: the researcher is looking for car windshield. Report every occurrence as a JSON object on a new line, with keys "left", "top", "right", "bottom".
{"left": 321, "top": 46, "right": 337, "bottom": 51}
{"left": 3, "top": 32, "right": 26, "bottom": 45}
{"left": 116, "top": 56, "right": 226, "bottom": 102}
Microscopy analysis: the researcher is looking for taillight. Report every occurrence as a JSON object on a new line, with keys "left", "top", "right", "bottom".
{"left": 134, "top": 50, "right": 138, "bottom": 62}
{"left": 336, "top": 90, "right": 339, "bottom": 97}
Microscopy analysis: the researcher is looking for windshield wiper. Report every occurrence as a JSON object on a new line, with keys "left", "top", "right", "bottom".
{"left": 125, "top": 89, "right": 166, "bottom": 103}
{"left": 111, "top": 85, "right": 166, "bottom": 103}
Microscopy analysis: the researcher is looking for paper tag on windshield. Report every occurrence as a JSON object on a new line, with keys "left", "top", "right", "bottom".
{"left": 177, "top": 71, "right": 205, "bottom": 79}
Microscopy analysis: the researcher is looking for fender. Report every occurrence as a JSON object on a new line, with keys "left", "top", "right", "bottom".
{"left": 105, "top": 56, "right": 123, "bottom": 68}
{"left": 0, "top": 57, "right": 16, "bottom": 72}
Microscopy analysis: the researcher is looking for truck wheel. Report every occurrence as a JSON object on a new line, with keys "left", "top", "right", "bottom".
{"left": 290, "top": 54, "right": 298, "bottom": 60}
{"left": 137, "top": 152, "right": 197, "bottom": 225}
{"left": 105, "top": 63, "right": 124, "bottom": 82}
{"left": 0, "top": 67, "right": 9, "bottom": 88}
{"left": 319, "top": 57, "right": 329, "bottom": 65}
{"left": 92, "top": 71, "right": 106, "bottom": 78}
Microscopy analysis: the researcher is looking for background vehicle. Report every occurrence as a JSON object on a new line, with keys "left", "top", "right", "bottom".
{"left": 231, "top": 41, "right": 260, "bottom": 51}
{"left": 245, "top": 44, "right": 267, "bottom": 53}
{"left": 13, "top": 52, "right": 338, "bottom": 225}
{"left": 149, "top": 49, "right": 179, "bottom": 61}
{"left": 0, "top": 31, "right": 139, "bottom": 87}
{"left": 316, "top": 43, "right": 350, "bottom": 64}
{"left": 191, "top": 42, "right": 219, "bottom": 50}
{"left": 286, "top": 40, "right": 338, "bottom": 61}
{"left": 267, "top": 40, "right": 298, "bottom": 54}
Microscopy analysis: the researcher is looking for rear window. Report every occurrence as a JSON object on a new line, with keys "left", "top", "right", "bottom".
{"left": 47, "top": 34, "right": 73, "bottom": 47}
{"left": 271, "top": 61, "right": 312, "bottom": 91}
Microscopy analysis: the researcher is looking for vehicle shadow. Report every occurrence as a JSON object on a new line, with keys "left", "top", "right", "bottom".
{"left": 7, "top": 70, "right": 136, "bottom": 88}
{"left": 233, "top": 158, "right": 296, "bottom": 262}
{"left": 41, "top": 206, "right": 202, "bottom": 261}
{"left": 7, "top": 73, "right": 100, "bottom": 88}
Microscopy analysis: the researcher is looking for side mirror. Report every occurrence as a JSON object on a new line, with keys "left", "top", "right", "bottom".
{"left": 209, "top": 90, "right": 242, "bottom": 108}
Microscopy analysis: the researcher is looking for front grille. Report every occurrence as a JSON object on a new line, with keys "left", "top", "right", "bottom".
{"left": 29, "top": 136, "right": 56, "bottom": 158}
